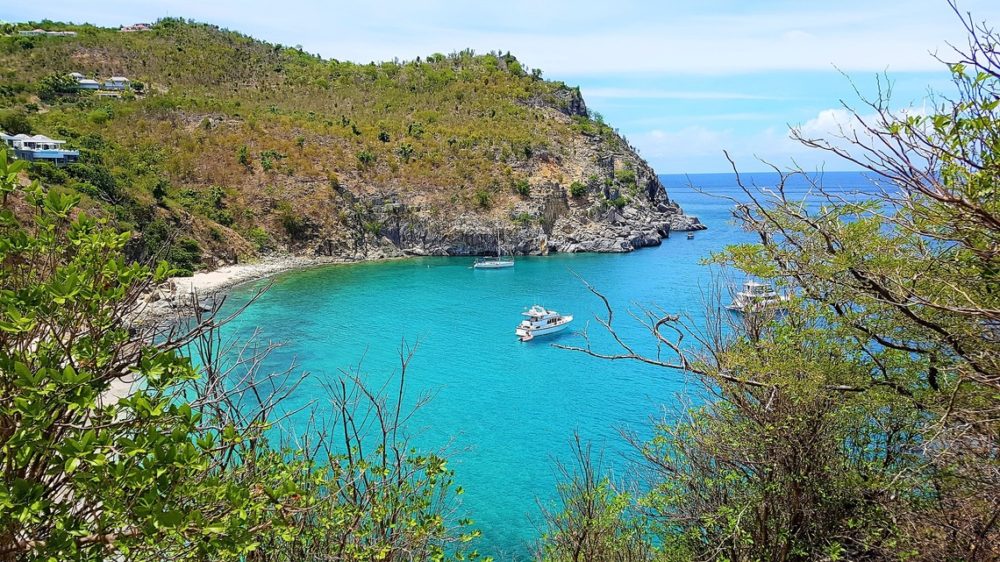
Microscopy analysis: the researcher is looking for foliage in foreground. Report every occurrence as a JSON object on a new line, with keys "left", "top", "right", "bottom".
{"left": 0, "top": 150, "right": 480, "bottom": 561}
{"left": 539, "top": 5, "right": 999, "bottom": 562}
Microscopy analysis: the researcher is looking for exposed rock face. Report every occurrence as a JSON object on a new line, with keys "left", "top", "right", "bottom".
{"left": 307, "top": 126, "right": 705, "bottom": 260}
{"left": 230, "top": 87, "right": 704, "bottom": 263}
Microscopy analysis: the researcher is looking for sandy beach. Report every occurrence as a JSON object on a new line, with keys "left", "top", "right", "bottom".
{"left": 106, "top": 255, "right": 345, "bottom": 402}
{"left": 131, "top": 254, "right": 352, "bottom": 325}
{"left": 166, "top": 254, "right": 341, "bottom": 301}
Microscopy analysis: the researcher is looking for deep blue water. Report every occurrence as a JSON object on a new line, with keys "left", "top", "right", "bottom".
{"left": 218, "top": 171, "right": 872, "bottom": 558}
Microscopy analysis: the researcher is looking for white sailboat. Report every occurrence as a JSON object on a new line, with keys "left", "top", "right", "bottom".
{"left": 473, "top": 230, "right": 514, "bottom": 269}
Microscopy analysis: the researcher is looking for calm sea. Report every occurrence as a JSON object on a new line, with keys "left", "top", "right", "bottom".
{"left": 219, "top": 171, "right": 872, "bottom": 558}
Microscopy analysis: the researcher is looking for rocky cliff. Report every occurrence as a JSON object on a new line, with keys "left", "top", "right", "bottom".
{"left": 275, "top": 87, "right": 704, "bottom": 262}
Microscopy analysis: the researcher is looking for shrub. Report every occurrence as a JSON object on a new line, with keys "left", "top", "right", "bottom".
{"left": 513, "top": 212, "right": 534, "bottom": 225}
{"left": 87, "top": 108, "right": 112, "bottom": 125}
{"left": 247, "top": 226, "right": 271, "bottom": 251}
{"left": 69, "top": 180, "right": 99, "bottom": 196}
{"left": 278, "top": 204, "right": 310, "bottom": 240}
{"left": 237, "top": 144, "right": 250, "bottom": 167}
{"left": 397, "top": 143, "right": 415, "bottom": 162}
{"left": 513, "top": 179, "right": 531, "bottom": 197}
{"left": 357, "top": 149, "right": 376, "bottom": 167}
{"left": 151, "top": 178, "right": 169, "bottom": 201}
{"left": 473, "top": 188, "right": 491, "bottom": 209}
{"left": 37, "top": 73, "right": 79, "bottom": 102}
{"left": 67, "top": 163, "right": 118, "bottom": 202}
{"left": 0, "top": 110, "right": 31, "bottom": 135}
{"left": 260, "top": 149, "right": 285, "bottom": 172}
{"left": 168, "top": 237, "right": 202, "bottom": 276}
{"left": 615, "top": 168, "right": 636, "bottom": 185}
{"left": 569, "top": 181, "right": 586, "bottom": 197}
{"left": 29, "top": 162, "right": 69, "bottom": 185}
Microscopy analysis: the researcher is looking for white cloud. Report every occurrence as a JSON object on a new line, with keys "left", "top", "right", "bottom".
{"left": 632, "top": 111, "right": 871, "bottom": 173}
{"left": 634, "top": 104, "right": 940, "bottom": 173}
{"left": 795, "top": 108, "right": 863, "bottom": 139}
{"left": 792, "top": 105, "right": 929, "bottom": 145}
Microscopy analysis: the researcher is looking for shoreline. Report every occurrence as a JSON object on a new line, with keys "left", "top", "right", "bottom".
{"left": 110, "top": 255, "right": 345, "bottom": 403}
{"left": 133, "top": 254, "right": 353, "bottom": 327}
{"left": 168, "top": 254, "right": 346, "bottom": 300}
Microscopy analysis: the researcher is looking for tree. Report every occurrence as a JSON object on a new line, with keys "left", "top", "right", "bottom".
{"left": 0, "top": 111, "right": 31, "bottom": 136}
{"left": 0, "top": 149, "right": 303, "bottom": 560}
{"left": 536, "top": 436, "right": 652, "bottom": 562}
{"left": 37, "top": 73, "right": 80, "bottom": 102}
{"left": 0, "top": 149, "right": 481, "bottom": 561}
{"left": 549, "top": 4, "right": 1000, "bottom": 560}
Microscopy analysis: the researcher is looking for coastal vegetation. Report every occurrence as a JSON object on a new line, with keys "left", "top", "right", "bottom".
{"left": 540, "top": 6, "right": 1000, "bottom": 561}
{"left": 1, "top": 3, "right": 997, "bottom": 561}
{"left": 0, "top": 152, "right": 481, "bottom": 559}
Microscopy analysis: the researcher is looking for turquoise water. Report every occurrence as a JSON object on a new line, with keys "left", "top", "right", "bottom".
{"left": 219, "top": 172, "right": 871, "bottom": 558}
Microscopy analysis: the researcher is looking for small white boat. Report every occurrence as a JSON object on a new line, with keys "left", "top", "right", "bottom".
{"left": 686, "top": 232, "right": 695, "bottom": 240}
{"left": 474, "top": 230, "right": 514, "bottom": 269}
{"left": 726, "top": 280, "right": 789, "bottom": 313}
{"left": 516, "top": 305, "right": 573, "bottom": 341}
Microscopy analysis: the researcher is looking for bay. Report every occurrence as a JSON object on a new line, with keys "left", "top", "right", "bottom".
{"left": 218, "top": 171, "right": 871, "bottom": 558}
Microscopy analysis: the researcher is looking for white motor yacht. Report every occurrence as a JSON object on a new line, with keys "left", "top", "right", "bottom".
{"left": 726, "top": 280, "right": 789, "bottom": 313}
{"left": 516, "top": 305, "right": 573, "bottom": 341}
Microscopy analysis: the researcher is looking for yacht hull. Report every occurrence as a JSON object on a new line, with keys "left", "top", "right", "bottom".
{"left": 516, "top": 317, "right": 573, "bottom": 340}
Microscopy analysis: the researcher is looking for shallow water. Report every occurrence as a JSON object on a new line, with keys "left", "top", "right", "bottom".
{"left": 219, "top": 172, "right": 871, "bottom": 557}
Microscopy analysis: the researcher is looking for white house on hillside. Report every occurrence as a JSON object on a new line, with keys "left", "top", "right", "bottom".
{"left": 103, "top": 77, "right": 130, "bottom": 91}
{"left": 1, "top": 131, "right": 79, "bottom": 165}
{"left": 120, "top": 23, "right": 152, "bottom": 32}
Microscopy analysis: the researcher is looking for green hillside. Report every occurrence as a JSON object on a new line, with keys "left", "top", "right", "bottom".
{"left": 0, "top": 18, "right": 694, "bottom": 274}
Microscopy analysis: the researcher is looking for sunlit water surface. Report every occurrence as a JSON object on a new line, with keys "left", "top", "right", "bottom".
{"left": 218, "top": 172, "right": 871, "bottom": 558}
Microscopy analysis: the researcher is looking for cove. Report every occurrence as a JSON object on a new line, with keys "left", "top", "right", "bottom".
{"left": 216, "top": 172, "right": 869, "bottom": 557}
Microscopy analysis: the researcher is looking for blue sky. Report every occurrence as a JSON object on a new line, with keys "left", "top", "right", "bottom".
{"left": 4, "top": 1, "right": 999, "bottom": 172}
